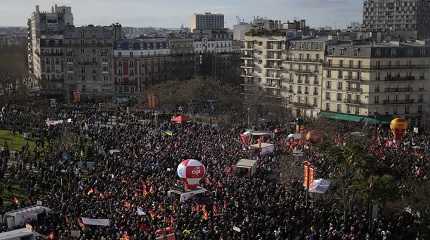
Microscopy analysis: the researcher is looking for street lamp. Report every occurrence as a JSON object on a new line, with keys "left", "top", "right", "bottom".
{"left": 247, "top": 107, "right": 250, "bottom": 128}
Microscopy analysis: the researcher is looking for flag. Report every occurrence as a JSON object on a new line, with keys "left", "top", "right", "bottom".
{"left": 202, "top": 207, "right": 209, "bottom": 220}
{"left": 303, "top": 161, "right": 315, "bottom": 189}
{"left": 11, "top": 196, "right": 19, "bottom": 205}
{"left": 162, "top": 131, "right": 174, "bottom": 136}
{"left": 137, "top": 207, "right": 146, "bottom": 216}
{"left": 240, "top": 132, "right": 251, "bottom": 145}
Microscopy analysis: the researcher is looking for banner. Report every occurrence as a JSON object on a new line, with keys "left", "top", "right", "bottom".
{"left": 81, "top": 217, "right": 110, "bottom": 226}
{"left": 46, "top": 119, "right": 64, "bottom": 126}
{"left": 303, "top": 161, "right": 315, "bottom": 189}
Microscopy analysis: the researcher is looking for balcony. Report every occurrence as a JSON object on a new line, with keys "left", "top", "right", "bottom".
{"left": 241, "top": 64, "right": 254, "bottom": 68}
{"left": 384, "top": 87, "right": 413, "bottom": 92}
{"left": 343, "top": 76, "right": 362, "bottom": 82}
{"left": 372, "top": 64, "right": 429, "bottom": 70}
{"left": 291, "top": 102, "right": 318, "bottom": 109}
{"left": 263, "top": 84, "right": 281, "bottom": 89}
{"left": 264, "top": 65, "right": 282, "bottom": 70}
{"left": 324, "top": 64, "right": 367, "bottom": 70}
{"left": 346, "top": 87, "right": 362, "bottom": 93}
{"left": 344, "top": 99, "right": 364, "bottom": 105}
{"left": 291, "top": 69, "right": 319, "bottom": 75}
{"left": 382, "top": 99, "right": 415, "bottom": 104}
{"left": 266, "top": 75, "right": 281, "bottom": 79}
{"left": 285, "top": 57, "right": 323, "bottom": 63}
{"left": 241, "top": 55, "right": 253, "bottom": 59}
{"left": 384, "top": 76, "right": 416, "bottom": 81}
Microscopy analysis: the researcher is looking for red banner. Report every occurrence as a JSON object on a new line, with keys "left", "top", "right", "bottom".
{"left": 303, "top": 161, "right": 315, "bottom": 189}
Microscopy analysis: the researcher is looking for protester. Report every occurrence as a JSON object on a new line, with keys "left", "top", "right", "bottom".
{"left": 0, "top": 104, "right": 428, "bottom": 240}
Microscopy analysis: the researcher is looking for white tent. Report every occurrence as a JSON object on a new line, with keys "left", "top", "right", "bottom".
{"left": 81, "top": 218, "right": 110, "bottom": 226}
{"left": 235, "top": 159, "right": 257, "bottom": 176}
{"left": 250, "top": 143, "right": 274, "bottom": 155}
{"left": 0, "top": 227, "right": 40, "bottom": 240}
{"left": 4, "top": 206, "right": 51, "bottom": 229}
{"left": 287, "top": 133, "right": 302, "bottom": 140}
{"left": 309, "top": 179, "right": 331, "bottom": 194}
{"left": 168, "top": 188, "right": 208, "bottom": 202}
{"left": 250, "top": 131, "right": 272, "bottom": 137}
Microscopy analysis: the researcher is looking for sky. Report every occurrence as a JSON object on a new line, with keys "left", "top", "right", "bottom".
{"left": 0, "top": 0, "right": 363, "bottom": 28}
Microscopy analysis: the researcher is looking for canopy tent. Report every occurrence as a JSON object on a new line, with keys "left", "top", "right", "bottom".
{"left": 0, "top": 227, "right": 40, "bottom": 240}
{"left": 287, "top": 133, "right": 302, "bottom": 140}
{"left": 81, "top": 217, "right": 111, "bottom": 226}
{"left": 250, "top": 131, "right": 273, "bottom": 137}
{"left": 309, "top": 179, "right": 331, "bottom": 194}
{"left": 171, "top": 115, "right": 190, "bottom": 124}
{"left": 4, "top": 206, "right": 52, "bottom": 229}
{"left": 168, "top": 188, "right": 208, "bottom": 202}
{"left": 319, "top": 112, "right": 391, "bottom": 124}
{"left": 250, "top": 143, "right": 275, "bottom": 155}
{"left": 235, "top": 159, "right": 257, "bottom": 176}
{"left": 109, "top": 149, "right": 120, "bottom": 155}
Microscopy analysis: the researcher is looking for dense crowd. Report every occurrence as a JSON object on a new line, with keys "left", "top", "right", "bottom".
{"left": 0, "top": 104, "right": 429, "bottom": 239}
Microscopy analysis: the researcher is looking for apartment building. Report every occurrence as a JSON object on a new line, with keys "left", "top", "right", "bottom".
{"left": 64, "top": 25, "right": 120, "bottom": 101}
{"left": 240, "top": 31, "right": 430, "bottom": 125}
{"left": 191, "top": 13, "right": 224, "bottom": 32}
{"left": 322, "top": 41, "right": 430, "bottom": 126}
{"left": 28, "top": 5, "right": 73, "bottom": 93}
{"left": 113, "top": 38, "right": 195, "bottom": 97}
{"left": 241, "top": 35, "right": 286, "bottom": 104}
{"left": 362, "top": 0, "right": 430, "bottom": 39}
{"left": 283, "top": 37, "right": 329, "bottom": 118}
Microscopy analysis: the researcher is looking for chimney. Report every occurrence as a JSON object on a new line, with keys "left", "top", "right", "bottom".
{"left": 36, "top": 5, "right": 40, "bottom": 13}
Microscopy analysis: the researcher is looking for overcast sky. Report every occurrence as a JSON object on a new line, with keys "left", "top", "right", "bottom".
{"left": 0, "top": 0, "right": 363, "bottom": 28}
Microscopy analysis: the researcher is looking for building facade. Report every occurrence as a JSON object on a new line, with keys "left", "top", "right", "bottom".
{"left": 283, "top": 38, "right": 329, "bottom": 118}
{"left": 240, "top": 34, "right": 430, "bottom": 125}
{"left": 27, "top": 4, "right": 73, "bottom": 94}
{"left": 113, "top": 38, "right": 195, "bottom": 98}
{"left": 362, "top": 0, "right": 430, "bottom": 39}
{"left": 241, "top": 35, "right": 286, "bottom": 105}
{"left": 191, "top": 13, "right": 224, "bottom": 32}
{"left": 64, "top": 25, "right": 119, "bottom": 101}
{"left": 323, "top": 42, "right": 430, "bottom": 126}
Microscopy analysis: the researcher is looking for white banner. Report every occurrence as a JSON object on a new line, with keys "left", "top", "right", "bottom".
{"left": 46, "top": 119, "right": 64, "bottom": 126}
{"left": 81, "top": 217, "right": 110, "bottom": 226}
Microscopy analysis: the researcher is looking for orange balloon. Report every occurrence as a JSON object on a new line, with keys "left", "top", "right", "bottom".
{"left": 390, "top": 118, "right": 408, "bottom": 140}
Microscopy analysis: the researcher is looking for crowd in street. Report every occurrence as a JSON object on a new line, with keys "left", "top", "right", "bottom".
{"left": 0, "top": 104, "right": 429, "bottom": 239}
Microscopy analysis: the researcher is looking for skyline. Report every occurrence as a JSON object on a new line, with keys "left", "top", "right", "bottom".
{"left": 0, "top": 0, "right": 362, "bottom": 28}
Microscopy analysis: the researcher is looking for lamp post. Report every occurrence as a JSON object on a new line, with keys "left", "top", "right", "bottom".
{"left": 247, "top": 107, "right": 250, "bottom": 128}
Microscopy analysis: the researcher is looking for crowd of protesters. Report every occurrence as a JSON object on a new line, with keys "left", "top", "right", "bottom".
{"left": 0, "top": 103, "right": 429, "bottom": 239}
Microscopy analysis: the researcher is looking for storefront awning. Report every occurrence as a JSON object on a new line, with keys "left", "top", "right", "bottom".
{"left": 319, "top": 112, "right": 391, "bottom": 124}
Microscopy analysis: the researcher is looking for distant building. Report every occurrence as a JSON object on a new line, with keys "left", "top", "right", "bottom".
{"left": 233, "top": 23, "right": 252, "bottom": 41}
{"left": 27, "top": 4, "right": 73, "bottom": 94}
{"left": 191, "top": 13, "right": 224, "bottom": 32}
{"left": 64, "top": 25, "right": 120, "bottom": 101}
{"left": 362, "top": 0, "right": 430, "bottom": 40}
{"left": 193, "top": 28, "right": 240, "bottom": 82}
{"left": 323, "top": 41, "right": 430, "bottom": 126}
{"left": 27, "top": 4, "right": 121, "bottom": 100}
{"left": 113, "top": 38, "right": 195, "bottom": 98}
{"left": 240, "top": 29, "right": 430, "bottom": 125}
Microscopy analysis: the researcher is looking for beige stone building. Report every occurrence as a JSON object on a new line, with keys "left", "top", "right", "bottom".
{"left": 322, "top": 41, "right": 430, "bottom": 126}
{"left": 241, "top": 35, "right": 285, "bottom": 105}
{"left": 240, "top": 33, "right": 430, "bottom": 125}
{"left": 282, "top": 37, "right": 330, "bottom": 118}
